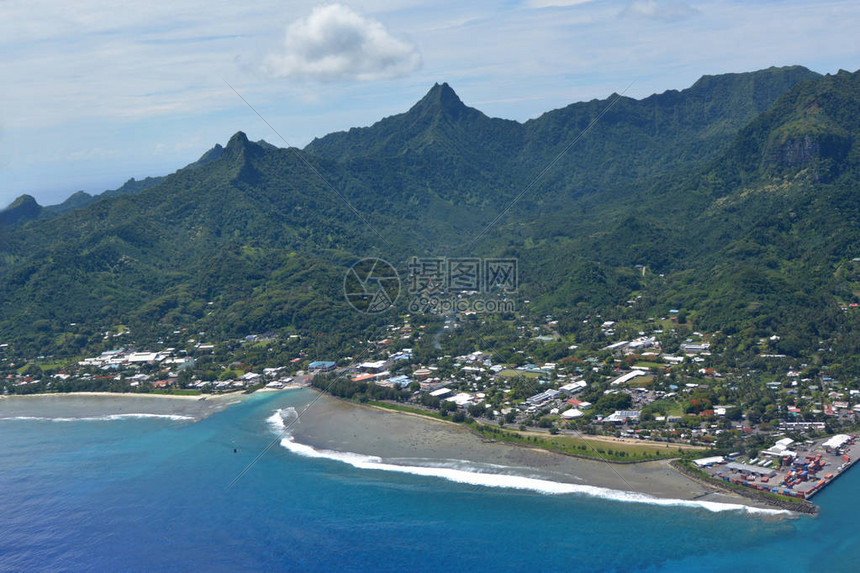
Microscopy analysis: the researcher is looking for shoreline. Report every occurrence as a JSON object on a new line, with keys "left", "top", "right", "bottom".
{"left": 670, "top": 459, "right": 818, "bottom": 515}
{"left": 287, "top": 390, "right": 792, "bottom": 515}
{"left": 1, "top": 390, "right": 245, "bottom": 401}
{"left": 360, "top": 400, "right": 704, "bottom": 465}
{"left": 350, "top": 398, "right": 805, "bottom": 511}
{"left": 0, "top": 390, "right": 248, "bottom": 421}
{"left": 255, "top": 382, "right": 309, "bottom": 392}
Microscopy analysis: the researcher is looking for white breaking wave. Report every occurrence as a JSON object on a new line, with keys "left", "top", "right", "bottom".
{"left": 266, "top": 407, "right": 298, "bottom": 432}
{"left": 268, "top": 409, "right": 790, "bottom": 516}
{"left": 1, "top": 413, "right": 194, "bottom": 422}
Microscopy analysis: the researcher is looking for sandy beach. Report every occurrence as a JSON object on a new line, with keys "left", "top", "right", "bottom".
{"left": 0, "top": 391, "right": 247, "bottom": 421}
{"left": 287, "top": 391, "right": 779, "bottom": 512}
{"left": 256, "top": 381, "right": 309, "bottom": 392}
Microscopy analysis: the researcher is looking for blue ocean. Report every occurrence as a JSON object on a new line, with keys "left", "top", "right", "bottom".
{"left": 2, "top": 390, "right": 858, "bottom": 572}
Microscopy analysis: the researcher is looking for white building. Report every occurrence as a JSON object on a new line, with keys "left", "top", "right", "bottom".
{"left": 429, "top": 388, "right": 453, "bottom": 399}
{"left": 561, "top": 408, "right": 583, "bottom": 419}
{"left": 449, "top": 393, "right": 475, "bottom": 407}
{"left": 611, "top": 370, "right": 648, "bottom": 386}
{"left": 560, "top": 380, "right": 587, "bottom": 394}
{"left": 761, "top": 437, "right": 796, "bottom": 458}
{"left": 823, "top": 434, "right": 852, "bottom": 452}
{"left": 692, "top": 456, "right": 725, "bottom": 468}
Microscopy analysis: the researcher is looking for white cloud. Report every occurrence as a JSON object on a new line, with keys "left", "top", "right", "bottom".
{"left": 526, "top": 0, "right": 597, "bottom": 8}
{"left": 263, "top": 4, "right": 421, "bottom": 81}
{"left": 621, "top": 0, "right": 699, "bottom": 22}
{"left": 620, "top": 0, "right": 698, "bottom": 21}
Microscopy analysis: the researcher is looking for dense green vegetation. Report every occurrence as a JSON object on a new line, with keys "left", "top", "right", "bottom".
{"left": 2, "top": 65, "right": 860, "bottom": 365}
{"left": 310, "top": 372, "right": 411, "bottom": 402}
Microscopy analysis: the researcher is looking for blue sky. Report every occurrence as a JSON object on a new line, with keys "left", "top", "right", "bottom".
{"left": 2, "top": 0, "right": 858, "bottom": 208}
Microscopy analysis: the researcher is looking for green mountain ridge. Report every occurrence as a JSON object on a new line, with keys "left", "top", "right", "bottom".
{"left": 1, "top": 176, "right": 166, "bottom": 228}
{"left": 0, "top": 135, "right": 277, "bottom": 227}
{"left": 2, "top": 65, "right": 859, "bottom": 359}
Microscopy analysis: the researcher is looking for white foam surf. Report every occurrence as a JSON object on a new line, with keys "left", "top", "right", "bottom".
{"left": 268, "top": 409, "right": 790, "bottom": 516}
{"left": 266, "top": 407, "right": 298, "bottom": 432}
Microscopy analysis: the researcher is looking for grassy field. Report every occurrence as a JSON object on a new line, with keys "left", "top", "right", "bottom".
{"left": 496, "top": 369, "right": 542, "bottom": 378}
{"left": 624, "top": 375, "right": 654, "bottom": 387}
{"left": 368, "top": 401, "right": 449, "bottom": 421}
{"left": 475, "top": 426, "right": 703, "bottom": 462}
{"left": 633, "top": 361, "right": 664, "bottom": 369}
{"left": 646, "top": 398, "right": 685, "bottom": 416}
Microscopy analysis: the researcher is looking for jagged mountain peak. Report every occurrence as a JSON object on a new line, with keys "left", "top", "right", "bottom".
{"left": 226, "top": 131, "right": 250, "bottom": 149}
{"left": 0, "top": 194, "right": 42, "bottom": 226}
{"left": 404, "top": 82, "right": 482, "bottom": 125}
{"left": 5, "top": 194, "right": 40, "bottom": 210}
{"left": 412, "top": 82, "right": 467, "bottom": 113}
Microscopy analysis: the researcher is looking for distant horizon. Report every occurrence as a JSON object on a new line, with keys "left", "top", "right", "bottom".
{"left": 4, "top": 62, "right": 852, "bottom": 211}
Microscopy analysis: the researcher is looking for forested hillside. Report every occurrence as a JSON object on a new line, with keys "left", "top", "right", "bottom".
{"left": 3, "top": 65, "right": 859, "bottom": 360}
